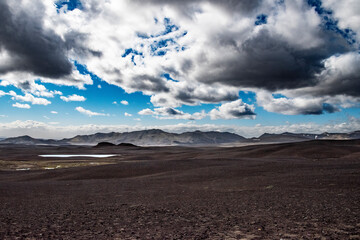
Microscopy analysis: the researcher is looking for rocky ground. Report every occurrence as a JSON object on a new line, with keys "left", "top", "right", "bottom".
{"left": 0, "top": 140, "right": 359, "bottom": 239}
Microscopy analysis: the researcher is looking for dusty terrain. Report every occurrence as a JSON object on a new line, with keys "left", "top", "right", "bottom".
{"left": 0, "top": 140, "right": 359, "bottom": 239}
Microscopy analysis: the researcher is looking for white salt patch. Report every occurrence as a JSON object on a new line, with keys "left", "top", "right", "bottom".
{"left": 39, "top": 154, "right": 117, "bottom": 158}
{"left": 16, "top": 168, "right": 30, "bottom": 171}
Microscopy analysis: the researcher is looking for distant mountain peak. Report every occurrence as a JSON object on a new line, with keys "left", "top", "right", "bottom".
{"left": 1, "top": 130, "right": 360, "bottom": 146}
{"left": 144, "top": 129, "right": 166, "bottom": 133}
{"left": 14, "top": 135, "right": 33, "bottom": 139}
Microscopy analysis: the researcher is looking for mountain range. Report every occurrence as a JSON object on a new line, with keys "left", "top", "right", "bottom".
{"left": 1, "top": 129, "right": 360, "bottom": 146}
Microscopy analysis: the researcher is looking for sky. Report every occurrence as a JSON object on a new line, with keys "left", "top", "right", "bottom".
{"left": 0, "top": 0, "right": 360, "bottom": 139}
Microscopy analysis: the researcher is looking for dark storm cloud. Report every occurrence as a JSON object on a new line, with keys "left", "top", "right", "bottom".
{"left": 299, "top": 103, "right": 339, "bottom": 115}
{"left": 135, "top": 0, "right": 359, "bottom": 101}
{"left": 164, "top": 107, "right": 183, "bottom": 116}
{"left": 199, "top": 29, "right": 351, "bottom": 91}
{"left": 0, "top": 0, "right": 72, "bottom": 78}
{"left": 64, "top": 32, "right": 103, "bottom": 58}
{"left": 302, "top": 56, "right": 360, "bottom": 97}
{"left": 307, "top": 77, "right": 360, "bottom": 98}
{"left": 318, "top": 80, "right": 360, "bottom": 97}
{"left": 131, "top": 75, "right": 170, "bottom": 93}
{"left": 175, "top": 89, "right": 238, "bottom": 105}
{"left": 229, "top": 107, "right": 256, "bottom": 118}
{"left": 256, "top": 91, "right": 341, "bottom": 115}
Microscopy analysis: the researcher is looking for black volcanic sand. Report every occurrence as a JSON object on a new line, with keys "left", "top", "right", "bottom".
{"left": 0, "top": 141, "right": 360, "bottom": 239}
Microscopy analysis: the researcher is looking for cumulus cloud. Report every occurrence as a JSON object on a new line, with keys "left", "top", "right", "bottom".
{"left": 209, "top": 100, "right": 256, "bottom": 120}
{"left": 0, "top": 68, "right": 93, "bottom": 90}
{"left": 124, "top": 112, "right": 132, "bottom": 117}
{"left": 138, "top": 109, "right": 154, "bottom": 115}
{"left": 0, "top": 0, "right": 359, "bottom": 116}
{"left": 76, "top": 0, "right": 360, "bottom": 113}
{"left": 0, "top": 0, "right": 93, "bottom": 89}
{"left": 9, "top": 91, "right": 51, "bottom": 105}
{"left": 51, "top": 111, "right": 58, "bottom": 114}
{"left": 285, "top": 52, "right": 360, "bottom": 98}
{"left": 121, "top": 100, "right": 129, "bottom": 105}
{"left": 139, "top": 107, "right": 206, "bottom": 120}
{"left": 0, "top": 80, "right": 62, "bottom": 100}
{"left": 12, "top": 103, "right": 30, "bottom": 109}
{"left": 0, "top": 0, "right": 72, "bottom": 78}
{"left": 256, "top": 91, "right": 339, "bottom": 115}
{"left": 322, "top": 0, "right": 360, "bottom": 42}
{"left": 150, "top": 82, "right": 239, "bottom": 107}
{"left": 7, "top": 80, "right": 63, "bottom": 98}
{"left": 75, "top": 106, "right": 108, "bottom": 117}
{"left": 60, "top": 94, "right": 86, "bottom": 102}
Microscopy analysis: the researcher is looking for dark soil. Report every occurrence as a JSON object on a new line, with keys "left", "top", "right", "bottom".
{"left": 0, "top": 140, "right": 359, "bottom": 239}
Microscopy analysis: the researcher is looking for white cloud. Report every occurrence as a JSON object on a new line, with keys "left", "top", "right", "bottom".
{"left": 256, "top": 91, "right": 339, "bottom": 115}
{"left": 139, "top": 100, "right": 257, "bottom": 120}
{"left": 121, "top": 100, "right": 129, "bottom": 105}
{"left": 12, "top": 103, "right": 31, "bottom": 109}
{"left": 33, "top": 89, "right": 62, "bottom": 98}
{"left": 75, "top": 106, "right": 109, "bottom": 117}
{"left": 18, "top": 81, "right": 63, "bottom": 98}
{"left": 270, "top": 0, "right": 323, "bottom": 49}
{"left": 0, "top": 70, "right": 92, "bottom": 92}
{"left": 322, "top": 0, "right": 360, "bottom": 42}
{"left": 0, "top": 81, "right": 10, "bottom": 87}
{"left": 9, "top": 91, "right": 51, "bottom": 105}
{"left": 0, "top": 0, "right": 359, "bottom": 117}
{"left": 124, "top": 112, "right": 132, "bottom": 117}
{"left": 60, "top": 94, "right": 86, "bottom": 102}
{"left": 209, "top": 100, "right": 256, "bottom": 120}
{"left": 51, "top": 111, "right": 58, "bottom": 114}
{"left": 139, "top": 107, "right": 206, "bottom": 120}
{"left": 138, "top": 108, "right": 155, "bottom": 115}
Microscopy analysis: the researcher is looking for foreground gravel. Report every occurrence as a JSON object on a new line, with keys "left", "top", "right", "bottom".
{"left": 0, "top": 141, "right": 359, "bottom": 239}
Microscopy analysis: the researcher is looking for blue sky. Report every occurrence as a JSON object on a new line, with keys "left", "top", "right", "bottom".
{"left": 0, "top": 0, "right": 360, "bottom": 138}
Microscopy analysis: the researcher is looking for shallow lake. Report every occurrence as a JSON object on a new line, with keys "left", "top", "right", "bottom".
{"left": 39, "top": 154, "right": 117, "bottom": 158}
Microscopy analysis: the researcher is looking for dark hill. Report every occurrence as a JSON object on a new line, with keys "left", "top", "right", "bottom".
{"left": 94, "top": 142, "right": 117, "bottom": 148}
{"left": 118, "top": 143, "right": 138, "bottom": 147}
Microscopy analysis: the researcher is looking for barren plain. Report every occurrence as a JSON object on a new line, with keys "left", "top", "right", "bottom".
{"left": 0, "top": 140, "right": 359, "bottom": 239}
